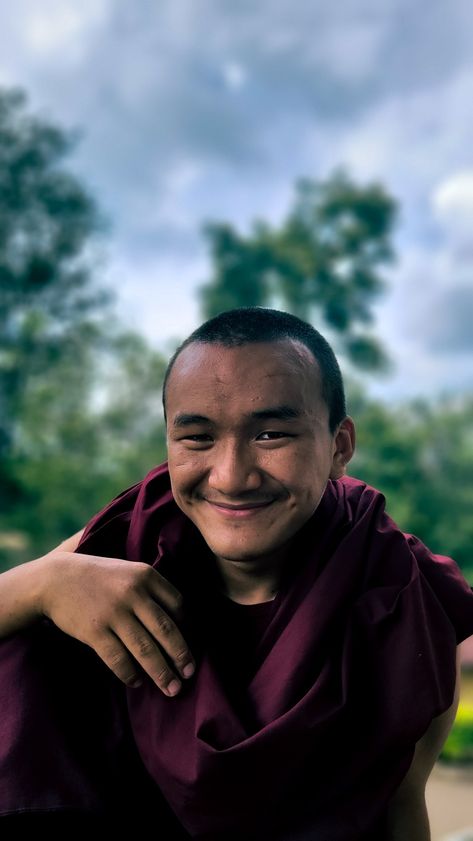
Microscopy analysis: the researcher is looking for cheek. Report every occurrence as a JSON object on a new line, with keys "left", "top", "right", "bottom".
{"left": 168, "top": 442, "right": 198, "bottom": 469}
{"left": 256, "top": 449, "right": 319, "bottom": 496}
{"left": 270, "top": 447, "right": 318, "bottom": 483}
{"left": 288, "top": 451, "right": 332, "bottom": 499}
{"left": 168, "top": 451, "right": 206, "bottom": 496}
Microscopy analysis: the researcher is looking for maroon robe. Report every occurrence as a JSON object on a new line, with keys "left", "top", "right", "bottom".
{"left": 1, "top": 463, "right": 473, "bottom": 839}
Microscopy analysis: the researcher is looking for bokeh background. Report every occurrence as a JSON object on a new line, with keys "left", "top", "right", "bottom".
{"left": 0, "top": 2, "right": 472, "bottom": 837}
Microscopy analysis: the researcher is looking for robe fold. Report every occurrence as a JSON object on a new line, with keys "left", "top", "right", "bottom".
{"left": 1, "top": 463, "right": 473, "bottom": 839}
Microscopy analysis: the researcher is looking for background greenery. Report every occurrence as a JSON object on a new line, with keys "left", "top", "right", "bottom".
{"left": 440, "top": 702, "right": 473, "bottom": 765}
{"left": 1, "top": 88, "right": 472, "bottom": 587}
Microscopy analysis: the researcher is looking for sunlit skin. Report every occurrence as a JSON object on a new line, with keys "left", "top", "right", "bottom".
{"left": 165, "top": 340, "right": 355, "bottom": 603}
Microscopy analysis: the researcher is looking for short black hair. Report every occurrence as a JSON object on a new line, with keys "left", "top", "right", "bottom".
{"left": 163, "top": 307, "right": 346, "bottom": 432}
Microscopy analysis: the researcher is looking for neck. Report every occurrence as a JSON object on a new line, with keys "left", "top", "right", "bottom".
{"left": 213, "top": 550, "right": 286, "bottom": 605}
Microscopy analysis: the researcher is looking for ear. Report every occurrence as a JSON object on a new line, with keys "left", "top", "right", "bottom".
{"left": 330, "top": 417, "right": 356, "bottom": 479}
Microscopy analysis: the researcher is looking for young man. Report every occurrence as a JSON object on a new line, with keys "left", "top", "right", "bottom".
{"left": 1, "top": 308, "right": 472, "bottom": 839}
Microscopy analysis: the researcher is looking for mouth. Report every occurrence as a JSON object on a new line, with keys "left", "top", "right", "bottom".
{"left": 204, "top": 499, "right": 275, "bottom": 518}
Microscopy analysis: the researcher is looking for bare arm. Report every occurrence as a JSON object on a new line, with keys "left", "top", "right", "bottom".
{"left": 0, "top": 531, "right": 196, "bottom": 697}
{"left": 385, "top": 648, "right": 462, "bottom": 840}
{"left": 0, "top": 530, "right": 84, "bottom": 636}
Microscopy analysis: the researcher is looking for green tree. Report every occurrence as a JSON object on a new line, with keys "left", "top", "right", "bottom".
{"left": 6, "top": 329, "right": 167, "bottom": 564}
{"left": 351, "top": 391, "right": 473, "bottom": 579}
{"left": 0, "top": 88, "right": 168, "bottom": 569}
{"left": 200, "top": 170, "right": 397, "bottom": 370}
{"left": 0, "top": 87, "right": 109, "bottom": 515}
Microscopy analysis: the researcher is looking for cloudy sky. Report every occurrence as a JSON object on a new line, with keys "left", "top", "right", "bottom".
{"left": 1, "top": 0, "right": 473, "bottom": 401}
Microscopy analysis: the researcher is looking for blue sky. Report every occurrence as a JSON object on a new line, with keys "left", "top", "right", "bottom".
{"left": 1, "top": 0, "right": 473, "bottom": 401}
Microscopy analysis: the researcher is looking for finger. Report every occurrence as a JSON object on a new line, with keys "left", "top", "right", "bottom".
{"left": 144, "top": 568, "right": 185, "bottom": 622}
{"left": 94, "top": 631, "right": 145, "bottom": 689}
{"left": 135, "top": 597, "right": 196, "bottom": 681}
{"left": 117, "top": 615, "right": 189, "bottom": 696}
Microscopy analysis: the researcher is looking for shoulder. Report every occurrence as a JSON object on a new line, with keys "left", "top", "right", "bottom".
{"left": 337, "top": 474, "right": 381, "bottom": 501}
{"left": 77, "top": 461, "right": 173, "bottom": 558}
{"left": 334, "top": 474, "right": 389, "bottom": 522}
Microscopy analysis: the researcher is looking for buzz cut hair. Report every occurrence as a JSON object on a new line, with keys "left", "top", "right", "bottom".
{"left": 162, "top": 307, "right": 346, "bottom": 432}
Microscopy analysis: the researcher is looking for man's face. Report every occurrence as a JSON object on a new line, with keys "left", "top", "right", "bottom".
{"left": 166, "top": 340, "right": 353, "bottom": 566}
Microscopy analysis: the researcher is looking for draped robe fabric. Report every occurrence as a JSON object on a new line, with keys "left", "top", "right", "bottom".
{"left": 1, "top": 463, "right": 473, "bottom": 839}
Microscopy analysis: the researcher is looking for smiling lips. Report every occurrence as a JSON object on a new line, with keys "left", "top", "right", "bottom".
{"left": 204, "top": 499, "right": 275, "bottom": 517}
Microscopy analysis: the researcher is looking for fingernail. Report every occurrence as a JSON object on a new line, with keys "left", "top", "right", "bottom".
{"left": 130, "top": 678, "right": 143, "bottom": 688}
{"left": 167, "top": 679, "right": 181, "bottom": 696}
{"left": 182, "top": 662, "right": 195, "bottom": 678}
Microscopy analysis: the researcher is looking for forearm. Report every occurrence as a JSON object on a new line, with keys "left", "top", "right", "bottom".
{"left": 0, "top": 555, "right": 53, "bottom": 637}
{"left": 0, "top": 530, "right": 84, "bottom": 638}
{"left": 385, "top": 791, "right": 430, "bottom": 841}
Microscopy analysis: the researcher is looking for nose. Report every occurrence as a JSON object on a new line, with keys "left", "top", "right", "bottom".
{"left": 207, "top": 439, "right": 262, "bottom": 497}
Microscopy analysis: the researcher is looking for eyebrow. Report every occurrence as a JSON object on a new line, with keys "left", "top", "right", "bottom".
{"left": 250, "top": 405, "right": 301, "bottom": 421}
{"left": 173, "top": 413, "right": 211, "bottom": 428}
{"left": 172, "top": 405, "right": 301, "bottom": 428}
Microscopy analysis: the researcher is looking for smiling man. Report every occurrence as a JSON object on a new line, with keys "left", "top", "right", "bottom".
{"left": 165, "top": 337, "right": 354, "bottom": 604}
{"left": 0, "top": 308, "right": 472, "bottom": 839}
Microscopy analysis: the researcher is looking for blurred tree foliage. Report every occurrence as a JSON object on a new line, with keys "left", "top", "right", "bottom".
{"left": 200, "top": 171, "right": 397, "bottom": 370}
{"left": 0, "top": 87, "right": 107, "bottom": 517}
{"left": 0, "top": 90, "right": 167, "bottom": 568}
{"left": 5, "top": 330, "right": 168, "bottom": 560}
{"left": 440, "top": 701, "right": 473, "bottom": 764}
{"left": 0, "top": 89, "right": 108, "bottom": 449}
{"left": 350, "top": 392, "right": 473, "bottom": 579}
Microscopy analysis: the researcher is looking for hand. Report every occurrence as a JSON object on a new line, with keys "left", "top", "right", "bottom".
{"left": 39, "top": 550, "right": 196, "bottom": 697}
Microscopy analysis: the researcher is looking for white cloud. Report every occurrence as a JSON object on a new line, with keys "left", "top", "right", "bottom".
{"left": 0, "top": 0, "right": 111, "bottom": 88}
{"left": 222, "top": 61, "right": 248, "bottom": 91}
{"left": 23, "top": 0, "right": 109, "bottom": 55}
{"left": 433, "top": 170, "right": 473, "bottom": 217}
{"left": 432, "top": 170, "right": 473, "bottom": 249}
{"left": 107, "top": 250, "right": 204, "bottom": 353}
{"left": 315, "top": 18, "right": 387, "bottom": 84}
{"left": 149, "top": 159, "right": 205, "bottom": 230}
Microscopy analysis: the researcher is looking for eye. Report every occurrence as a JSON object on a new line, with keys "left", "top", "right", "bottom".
{"left": 256, "top": 430, "right": 293, "bottom": 441}
{"left": 179, "top": 433, "right": 214, "bottom": 446}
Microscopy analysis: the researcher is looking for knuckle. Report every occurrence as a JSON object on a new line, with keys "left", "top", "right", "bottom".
{"left": 96, "top": 640, "right": 145, "bottom": 687}
{"left": 132, "top": 635, "right": 156, "bottom": 658}
{"left": 97, "top": 644, "right": 138, "bottom": 685}
{"left": 173, "top": 591, "right": 184, "bottom": 612}
{"left": 173, "top": 646, "right": 191, "bottom": 665}
{"left": 135, "top": 563, "right": 154, "bottom": 583}
{"left": 118, "top": 577, "right": 141, "bottom": 601}
{"left": 121, "top": 565, "right": 156, "bottom": 601}
{"left": 105, "top": 646, "right": 129, "bottom": 669}
{"left": 153, "top": 612, "right": 174, "bottom": 638}
{"left": 89, "top": 613, "right": 110, "bottom": 633}
{"left": 124, "top": 675, "right": 142, "bottom": 688}
{"left": 154, "top": 664, "right": 173, "bottom": 687}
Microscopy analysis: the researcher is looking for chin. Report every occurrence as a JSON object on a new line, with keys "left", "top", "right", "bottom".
{"left": 206, "top": 538, "right": 285, "bottom": 564}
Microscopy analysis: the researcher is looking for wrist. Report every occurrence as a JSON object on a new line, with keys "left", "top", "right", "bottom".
{"left": 0, "top": 555, "right": 55, "bottom": 637}
{"left": 35, "top": 551, "right": 70, "bottom": 620}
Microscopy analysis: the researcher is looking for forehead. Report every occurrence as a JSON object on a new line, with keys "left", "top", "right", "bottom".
{"left": 165, "top": 340, "right": 325, "bottom": 416}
